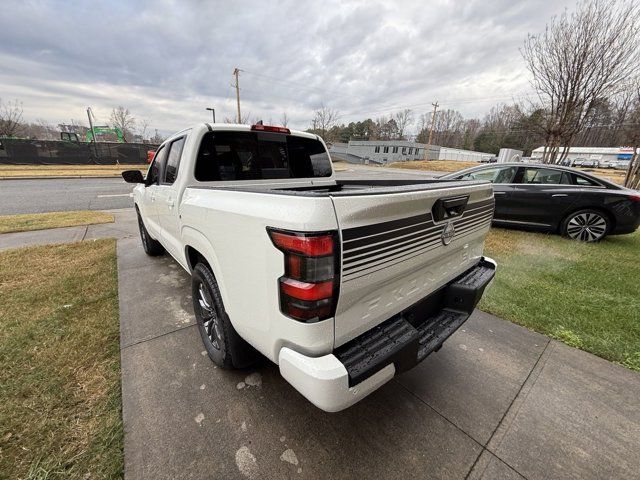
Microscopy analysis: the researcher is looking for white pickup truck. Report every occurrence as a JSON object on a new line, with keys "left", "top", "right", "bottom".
{"left": 122, "top": 123, "right": 496, "bottom": 412}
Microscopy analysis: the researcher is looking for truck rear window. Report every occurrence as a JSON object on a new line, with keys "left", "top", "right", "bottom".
{"left": 194, "top": 131, "right": 332, "bottom": 181}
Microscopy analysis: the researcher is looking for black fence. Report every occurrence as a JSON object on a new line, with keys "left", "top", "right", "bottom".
{"left": 0, "top": 138, "right": 159, "bottom": 165}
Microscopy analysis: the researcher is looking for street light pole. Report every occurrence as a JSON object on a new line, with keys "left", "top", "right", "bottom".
{"left": 206, "top": 107, "right": 216, "bottom": 123}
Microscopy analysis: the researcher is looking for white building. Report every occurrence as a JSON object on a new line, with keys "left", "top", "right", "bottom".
{"left": 439, "top": 147, "right": 494, "bottom": 162}
{"left": 531, "top": 146, "right": 636, "bottom": 166}
{"left": 330, "top": 140, "right": 492, "bottom": 165}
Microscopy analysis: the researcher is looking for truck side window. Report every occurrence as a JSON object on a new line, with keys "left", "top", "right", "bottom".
{"left": 163, "top": 137, "right": 186, "bottom": 185}
{"left": 146, "top": 145, "right": 167, "bottom": 185}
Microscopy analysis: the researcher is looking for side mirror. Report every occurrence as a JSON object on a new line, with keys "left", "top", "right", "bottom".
{"left": 122, "top": 170, "right": 145, "bottom": 184}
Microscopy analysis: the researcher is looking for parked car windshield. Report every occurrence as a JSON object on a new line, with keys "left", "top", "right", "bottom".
{"left": 194, "top": 131, "right": 332, "bottom": 181}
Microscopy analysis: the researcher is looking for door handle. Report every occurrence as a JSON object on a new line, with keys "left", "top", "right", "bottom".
{"left": 151, "top": 195, "right": 156, "bottom": 202}
{"left": 167, "top": 200, "right": 175, "bottom": 209}
{"left": 552, "top": 194, "right": 568, "bottom": 197}
{"left": 494, "top": 191, "right": 507, "bottom": 195}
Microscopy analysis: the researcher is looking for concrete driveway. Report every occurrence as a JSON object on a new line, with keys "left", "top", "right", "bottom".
{"left": 114, "top": 210, "right": 640, "bottom": 480}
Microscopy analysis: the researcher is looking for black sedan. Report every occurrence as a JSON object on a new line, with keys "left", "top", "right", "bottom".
{"left": 441, "top": 163, "right": 640, "bottom": 242}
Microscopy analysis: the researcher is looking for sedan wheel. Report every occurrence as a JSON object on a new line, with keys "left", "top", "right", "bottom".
{"left": 564, "top": 210, "right": 608, "bottom": 242}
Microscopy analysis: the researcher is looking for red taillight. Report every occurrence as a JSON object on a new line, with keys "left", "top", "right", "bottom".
{"left": 147, "top": 150, "right": 156, "bottom": 164}
{"left": 270, "top": 231, "right": 334, "bottom": 256}
{"left": 280, "top": 279, "right": 333, "bottom": 301}
{"left": 268, "top": 228, "right": 339, "bottom": 322}
{"left": 251, "top": 124, "right": 291, "bottom": 134}
{"left": 630, "top": 194, "right": 640, "bottom": 202}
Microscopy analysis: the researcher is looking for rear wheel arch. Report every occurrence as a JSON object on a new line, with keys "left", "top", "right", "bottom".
{"left": 181, "top": 236, "right": 231, "bottom": 322}
{"left": 186, "top": 245, "right": 210, "bottom": 273}
{"left": 181, "top": 226, "right": 219, "bottom": 275}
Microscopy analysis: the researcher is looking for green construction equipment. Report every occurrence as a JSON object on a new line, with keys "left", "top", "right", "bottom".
{"left": 60, "top": 132, "right": 80, "bottom": 142}
{"left": 85, "top": 126, "right": 125, "bottom": 143}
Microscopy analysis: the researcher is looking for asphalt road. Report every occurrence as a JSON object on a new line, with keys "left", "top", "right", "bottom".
{"left": 0, "top": 177, "right": 135, "bottom": 215}
{"left": 0, "top": 165, "right": 438, "bottom": 215}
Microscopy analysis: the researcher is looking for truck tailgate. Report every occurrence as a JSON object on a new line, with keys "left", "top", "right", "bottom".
{"left": 331, "top": 182, "right": 494, "bottom": 347}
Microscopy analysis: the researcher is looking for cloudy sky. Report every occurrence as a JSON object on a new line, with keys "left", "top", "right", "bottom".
{"left": 0, "top": 0, "right": 575, "bottom": 136}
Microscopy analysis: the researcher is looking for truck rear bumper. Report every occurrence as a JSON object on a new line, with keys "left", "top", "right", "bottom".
{"left": 278, "top": 256, "right": 496, "bottom": 412}
{"left": 279, "top": 348, "right": 396, "bottom": 412}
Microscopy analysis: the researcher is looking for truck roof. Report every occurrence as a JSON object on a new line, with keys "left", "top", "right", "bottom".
{"left": 161, "top": 123, "right": 322, "bottom": 149}
{"left": 177, "top": 123, "right": 320, "bottom": 141}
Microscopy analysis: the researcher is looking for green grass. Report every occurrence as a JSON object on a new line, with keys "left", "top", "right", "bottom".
{"left": 480, "top": 228, "right": 640, "bottom": 371}
{"left": 0, "top": 210, "right": 114, "bottom": 234}
{"left": 0, "top": 239, "right": 123, "bottom": 478}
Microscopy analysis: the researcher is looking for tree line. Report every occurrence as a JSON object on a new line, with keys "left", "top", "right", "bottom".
{"left": 305, "top": 94, "right": 639, "bottom": 159}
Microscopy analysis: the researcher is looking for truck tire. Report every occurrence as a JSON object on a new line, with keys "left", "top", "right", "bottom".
{"left": 561, "top": 209, "right": 609, "bottom": 242}
{"left": 136, "top": 210, "right": 165, "bottom": 256}
{"left": 191, "top": 263, "right": 257, "bottom": 369}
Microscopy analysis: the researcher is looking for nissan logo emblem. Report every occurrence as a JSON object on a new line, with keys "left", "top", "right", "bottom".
{"left": 441, "top": 222, "right": 455, "bottom": 245}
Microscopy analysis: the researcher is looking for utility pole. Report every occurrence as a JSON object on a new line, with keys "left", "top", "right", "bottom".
{"left": 424, "top": 101, "right": 439, "bottom": 161}
{"left": 86, "top": 107, "right": 100, "bottom": 164}
{"left": 233, "top": 68, "right": 242, "bottom": 123}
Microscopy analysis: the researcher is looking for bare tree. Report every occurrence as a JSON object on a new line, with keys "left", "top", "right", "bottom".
{"left": 394, "top": 109, "right": 414, "bottom": 140}
{"left": 26, "top": 119, "right": 58, "bottom": 140}
{"left": 522, "top": 0, "right": 640, "bottom": 163}
{"left": 138, "top": 118, "right": 150, "bottom": 141}
{"left": 375, "top": 116, "right": 399, "bottom": 140}
{"left": 280, "top": 112, "right": 289, "bottom": 127}
{"left": 150, "top": 128, "right": 164, "bottom": 144}
{"left": 623, "top": 82, "right": 640, "bottom": 189}
{"left": 312, "top": 104, "right": 339, "bottom": 140}
{"left": 110, "top": 106, "right": 136, "bottom": 141}
{"left": 0, "top": 98, "right": 23, "bottom": 137}
{"left": 431, "top": 108, "right": 465, "bottom": 147}
{"left": 225, "top": 111, "right": 252, "bottom": 124}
